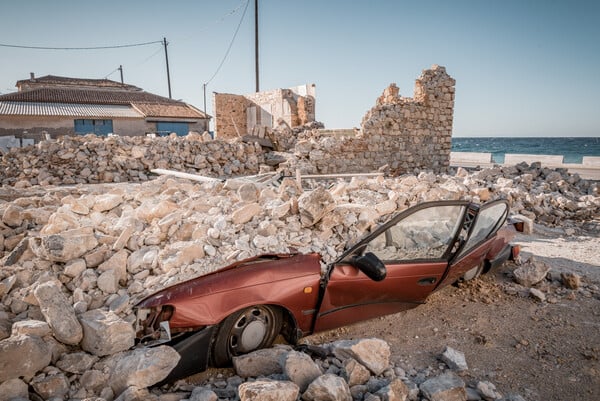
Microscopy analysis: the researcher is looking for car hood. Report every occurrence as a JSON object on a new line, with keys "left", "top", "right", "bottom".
{"left": 136, "top": 253, "right": 322, "bottom": 308}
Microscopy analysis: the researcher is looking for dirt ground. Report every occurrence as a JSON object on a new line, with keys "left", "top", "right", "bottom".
{"left": 308, "top": 227, "right": 600, "bottom": 401}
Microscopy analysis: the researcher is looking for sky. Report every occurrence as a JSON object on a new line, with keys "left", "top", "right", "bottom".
{"left": 0, "top": 0, "right": 599, "bottom": 137}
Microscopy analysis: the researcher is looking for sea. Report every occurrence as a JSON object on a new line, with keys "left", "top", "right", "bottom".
{"left": 451, "top": 137, "right": 600, "bottom": 164}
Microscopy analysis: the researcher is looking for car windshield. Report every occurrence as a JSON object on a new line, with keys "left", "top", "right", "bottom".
{"left": 364, "top": 204, "right": 466, "bottom": 261}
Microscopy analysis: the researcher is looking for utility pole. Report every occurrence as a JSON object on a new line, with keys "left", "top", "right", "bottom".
{"left": 203, "top": 83, "right": 207, "bottom": 116}
{"left": 254, "top": 0, "right": 259, "bottom": 92}
{"left": 163, "top": 37, "right": 172, "bottom": 99}
{"left": 118, "top": 65, "right": 123, "bottom": 84}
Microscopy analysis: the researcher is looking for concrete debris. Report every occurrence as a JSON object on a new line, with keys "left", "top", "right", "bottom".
{"left": 281, "top": 350, "right": 322, "bottom": 392}
{"left": 302, "top": 373, "right": 352, "bottom": 401}
{"left": 529, "top": 288, "right": 546, "bottom": 302}
{"left": 232, "top": 346, "right": 289, "bottom": 378}
{"left": 440, "top": 346, "right": 468, "bottom": 371}
{"left": 513, "top": 257, "right": 551, "bottom": 287}
{"left": 79, "top": 309, "right": 135, "bottom": 356}
{"left": 419, "top": 372, "right": 467, "bottom": 401}
{"left": 238, "top": 380, "right": 299, "bottom": 401}
{"left": 33, "top": 280, "right": 83, "bottom": 345}
{"left": 330, "top": 338, "right": 391, "bottom": 376}
{"left": 0, "top": 334, "right": 51, "bottom": 382}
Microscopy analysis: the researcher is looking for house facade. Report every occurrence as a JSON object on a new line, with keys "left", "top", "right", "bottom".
{"left": 0, "top": 74, "right": 210, "bottom": 142}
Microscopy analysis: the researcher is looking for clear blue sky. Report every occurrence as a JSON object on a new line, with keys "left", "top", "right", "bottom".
{"left": 1, "top": 0, "right": 598, "bottom": 137}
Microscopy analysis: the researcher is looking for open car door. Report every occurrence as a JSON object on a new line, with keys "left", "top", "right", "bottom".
{"left": 437, "top": 200, "right": 510, "bottom": 287}
{"left": 313, "top": 201, "right": 469, "bottom": 333}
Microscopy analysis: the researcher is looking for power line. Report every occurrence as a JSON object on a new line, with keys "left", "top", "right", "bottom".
{"left": 179, "top": 0, "right": 248, "bottom": 43}
{"left": 205, "top": 0, "right": 250, "bottom": 86}
{"left": 0, "top": 40, "right": 162, "bottom": 51}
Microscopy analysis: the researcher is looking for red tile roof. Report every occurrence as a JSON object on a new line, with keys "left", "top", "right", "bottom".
{"left": 16, "top": 75, "right": 141, "bottom": 91}
{"left": 0, "top": 87, "right": 209, "bottom": 119}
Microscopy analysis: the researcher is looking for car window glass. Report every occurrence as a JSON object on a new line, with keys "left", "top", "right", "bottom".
{"left": 457, "top": 202, "right": 508, "bottom": 258}
{"left": 364, "top": 205, "right": 465, "bottom": 261}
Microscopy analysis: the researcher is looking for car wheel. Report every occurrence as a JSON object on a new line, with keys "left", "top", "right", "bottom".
{"left": 460, "top": 261, "right": 484, "bottom": 282}
{"left": 212, "top": 305, "right": 282, "bottom": 367}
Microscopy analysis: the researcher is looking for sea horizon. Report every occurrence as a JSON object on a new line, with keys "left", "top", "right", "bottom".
{"left": 451, "top": 136, "right": 600, "bottom": 164}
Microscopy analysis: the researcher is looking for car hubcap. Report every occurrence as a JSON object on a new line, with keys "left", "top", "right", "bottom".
{"left": 229, "top": 307, "right": 271, "bottom": 354}
{"left": 239, "top": 320, "right": 267, "bottom": 352}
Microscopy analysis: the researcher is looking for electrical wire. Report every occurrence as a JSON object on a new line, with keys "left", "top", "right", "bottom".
{"left": 205, "top": 0, "right": 250, "bottom": 85}
{"left": 103, "top": 67, "right": 121, "bottom": 79}
{"left": 179, "top": 0, "right": 248, "bottom": 43}
{"left": 0, "top": 40, "right": 162, "bottom": 51}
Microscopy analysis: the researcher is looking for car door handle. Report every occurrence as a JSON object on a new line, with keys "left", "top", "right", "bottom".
{"left": 417, "top": 277, "right": 437, "bottom": 286}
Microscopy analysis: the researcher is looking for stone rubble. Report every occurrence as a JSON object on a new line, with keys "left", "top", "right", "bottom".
{"left": 0, "top": 134, "right": 598, "bottom": 400}
{"left": 154, "top": 338, "right": 530, "bottom": 401}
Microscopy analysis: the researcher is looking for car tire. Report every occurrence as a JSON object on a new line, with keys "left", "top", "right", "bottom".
{"left": 460, "top": 261, "right": 484, "bottom": 282}
{"left": 212, "top": 305, "right": 282, "bottom": 367}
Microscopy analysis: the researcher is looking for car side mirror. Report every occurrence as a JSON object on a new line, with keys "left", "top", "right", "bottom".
{"left": 351, "top": 252, "right": 387, "bottom": 281}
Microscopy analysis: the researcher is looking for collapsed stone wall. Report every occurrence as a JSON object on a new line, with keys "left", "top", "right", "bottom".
{"left": 283, "top": 65, "right": 455, "bottom": 175}
{"left": 0, "top": 133, "right": 264, "bottom": 187}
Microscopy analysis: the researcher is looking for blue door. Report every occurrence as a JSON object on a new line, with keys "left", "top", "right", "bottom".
{"left": 74, "top": 119, "right": 113, "bottom": 136}
{"left": 156, "top": 122, "right": 189, "bottom": 136}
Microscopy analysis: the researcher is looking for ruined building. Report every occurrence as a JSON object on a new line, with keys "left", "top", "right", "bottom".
{"left": 293, "top": 65, "right": 456, "bottom": 174}
{"left": 213, "top": 84, "right": 316, "bottom": 140}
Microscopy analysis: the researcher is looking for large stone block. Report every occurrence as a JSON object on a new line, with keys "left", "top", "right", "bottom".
{"left": 79, "top": 309, "right": 135, "bottom": 356}
{"left": 109, "top": 345, "right": 181, "bottom": 394}
{"left": 0, "top": 335, "right": 51, "bottom": 382}
{"left": 34, "top": 280, "right": 83, "bottom": 345}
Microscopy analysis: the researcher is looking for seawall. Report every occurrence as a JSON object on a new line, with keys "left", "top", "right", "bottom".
{"left": 450, "top": 152, "right": 600, "bottom": 180}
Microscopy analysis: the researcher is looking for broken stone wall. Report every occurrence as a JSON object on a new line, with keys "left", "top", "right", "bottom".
{"left": 213, "top": 93, "right": 248, "bottom": 140}
{"left": 214, "top": 84, "right": 316, "bottom": 140}
{"left": 288, "top": 65, "right": 455, "bottom": 175}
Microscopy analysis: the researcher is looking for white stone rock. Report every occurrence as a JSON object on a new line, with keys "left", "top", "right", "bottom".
{"left": 34, "top": 280, "right": 83, "bottom": 345}
{"left": 11, "top": 320, "right": 51, "bottom": 337}
{"left": 281, "top": 350, "right": 322, "bottom": 392}
{"left": 98, "top": 269, "right": 119, "bottom": 293}
{"left": 232, "top": 203, "right": 261, "bottom": 225}
{"left": 238, "top": 380, "right": 299, "bottom": 401}
{"left": 64, "top": 258, "right": 87, "bottom": 278}
{"left": 441, "top": 346, "right": 468, "bottom": 371}
{"left": 329, "top": 338, "right": 391, "bottom": 375}
{"left": 93, "top": 194, "right": 124, "bottom": 212}
{"left": 79, "top": 309, "right": 135, "bottom": 356}
{"left": 108, "top": 345, "right": 181, "bottom": 394}
{"left": 302, "top": 373, "right": 352, "bottom": 401}
{"left": 0, "top": 334, "right": 51, "bottom": 382}
{"left": 30, "top": 226, "right": 99, "bottom": 263}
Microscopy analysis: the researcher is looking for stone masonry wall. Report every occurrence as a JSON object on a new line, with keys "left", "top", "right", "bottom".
{"left": 287, "top": 65, "right": 455, "bottom": 175}
{"left": 213, "top": 93, "right": 248, "bottom": 140}
{"left": 214, "top": 84, "right": 316, "bottom": 140}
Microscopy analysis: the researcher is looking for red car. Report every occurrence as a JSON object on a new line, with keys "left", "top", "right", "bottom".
{"left": 135, "top": 200, "right": 520, "bottom": 381}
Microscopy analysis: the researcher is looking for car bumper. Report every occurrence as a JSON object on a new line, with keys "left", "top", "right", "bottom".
{"left": 156, "top": 325, "right": 217, "bottom": 384}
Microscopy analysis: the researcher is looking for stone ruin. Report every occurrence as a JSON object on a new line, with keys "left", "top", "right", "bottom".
{"left": 275, "top": 65, "right": 456, "bottom": 175}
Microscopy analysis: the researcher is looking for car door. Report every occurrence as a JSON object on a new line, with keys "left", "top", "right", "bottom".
{"left": 437, "top": 200, "right": 510, "bottom": 288}
{"left": 313, "top": 201, "right": 469, "bottom": 333}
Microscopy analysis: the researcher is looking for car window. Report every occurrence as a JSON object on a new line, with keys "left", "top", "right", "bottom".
{"left": 364, "top": 205, "right": 465, "bottom": 261}
{"left": 457, "top": 202, "right": 508, "bottom": 258}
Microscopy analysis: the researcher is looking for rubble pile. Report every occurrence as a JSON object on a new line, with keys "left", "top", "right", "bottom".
{"left": 0, "top": 133, "right": 264, "bottom": 187}
{"left": 0, "top": 163, "right": 598, "bottom": 400}
{"left": 162, "top": 339, "right": 528, "bottom": 401}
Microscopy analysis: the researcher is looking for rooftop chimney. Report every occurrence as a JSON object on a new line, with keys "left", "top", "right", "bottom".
{"left": 30, "top": 72, "right": 35, "bottom": 80}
